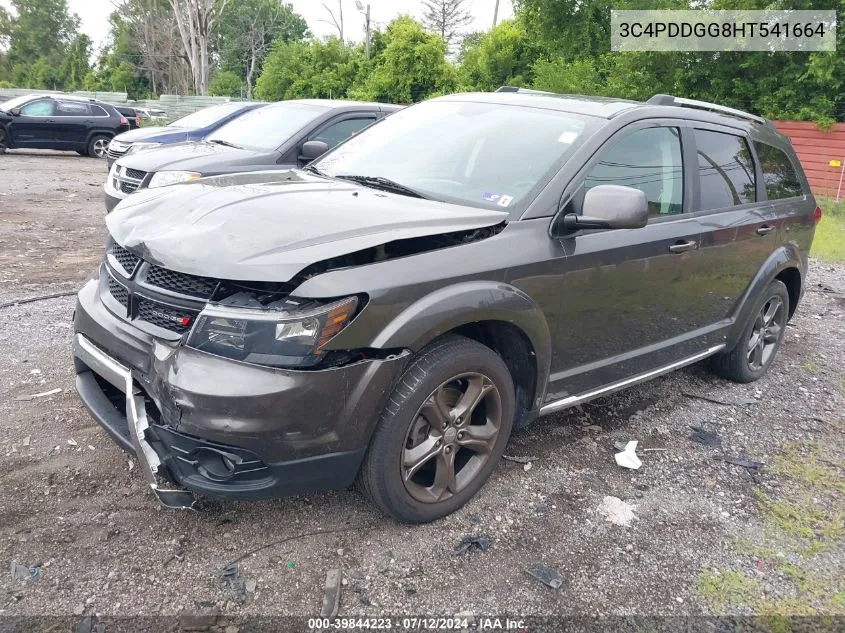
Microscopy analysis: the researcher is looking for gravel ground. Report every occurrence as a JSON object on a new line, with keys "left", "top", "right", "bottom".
{"left": 0, "top": 151, "right": 843, "bottom": 625}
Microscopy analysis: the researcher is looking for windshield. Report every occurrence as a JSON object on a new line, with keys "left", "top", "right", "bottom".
{"left": 0, "top": 95, "right": 36, "bottom": 112}
{"left": 314, "top": 100, "right": 596, "bottom": 211}
{"left": 168, "top": 103, "right": 249, "bottom": 128}
{"left": 206, "top": 102, "right": 327, "bottom": 151}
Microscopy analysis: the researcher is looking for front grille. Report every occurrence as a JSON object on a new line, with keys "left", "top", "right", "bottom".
{"left": 137, "top": 297, "right": 198, "bottom": 334}
{"left": 125, "top": 167, "right": 147, "bottom": 181}
{"left": 106, "top": 147, "right": 128, "bottom": 161}
{"left": 110, "top": 243, "right": 140, "bottom": 276}
{"left": 107, "top": 275, "right": 129, "bottom": 309}
{"left": 144, "top": 265, "right": 219, "bottom": 299}
{"left": 119, "top": 180, "right": 139, "bottom": 194}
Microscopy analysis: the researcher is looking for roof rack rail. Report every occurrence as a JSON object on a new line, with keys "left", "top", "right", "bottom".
{"left": 648, "top": 93, "right": 769, "bottom": 125}
{"left": 495, "top": 86, "right": 556, "bottom": 95}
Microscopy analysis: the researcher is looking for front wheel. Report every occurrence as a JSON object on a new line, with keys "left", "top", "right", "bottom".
{"left": 0, "top": 129, "right": 8, "bottom": 154}
{"left": 358, "top": 336, "right": 515, "bottom": 523}
{"left": 712, "top": 279, "right": 789, "bottom": 383}
{"left": 87, "top": 135, "right": 110, "bottom": 158}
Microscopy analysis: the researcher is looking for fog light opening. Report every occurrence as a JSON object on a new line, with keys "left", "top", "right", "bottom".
{"left": 195, "top": 448, "right": 239, "bottom": 482}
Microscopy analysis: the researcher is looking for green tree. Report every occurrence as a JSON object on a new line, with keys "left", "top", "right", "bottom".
{"left": 351, "top": 16, "right": 456, "bottom": 103}
{"left": 60, "top": 33, "right": 92, "bottom": 91}
{"left": 209, "top": 69, "right": 245, "bottom": 97}
{"left": 255, "top": 37, "right": 362, "bottom": 100}
{"left": 458, "top": 19, "right": 540, "bottom": 91}
{"left": 2, "top": 0, "right": 81, "bottom": 88}
{"left": 217, "top": 0, "right": 308, "bottom": 98}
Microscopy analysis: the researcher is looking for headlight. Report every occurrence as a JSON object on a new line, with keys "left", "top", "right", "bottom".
{"left": 148, "top": 170, "right": 202, "bottom": 189}
{"left": 186, "top": 296, "right": 359, "bottom": 368}
{"left": 125, "top": 142, "right": 161, "bottom": 154}
{"left": 109, "top": 140, "right": 129, "bottom": 152}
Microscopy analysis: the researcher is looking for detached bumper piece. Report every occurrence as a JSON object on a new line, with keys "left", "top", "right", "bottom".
{"left": 73, "top": 333, "right": 196, "bottom": 510}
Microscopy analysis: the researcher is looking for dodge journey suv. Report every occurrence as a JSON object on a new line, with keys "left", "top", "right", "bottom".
{"left": 72, "top": 88, "right": 818, "bottom": 523}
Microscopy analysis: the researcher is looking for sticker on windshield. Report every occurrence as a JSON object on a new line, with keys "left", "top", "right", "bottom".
{"left": 558, "top": 131, "right": 579, "bottom": 144}
{"left": 482, "top": 192, "right": 513, "bottom": 207}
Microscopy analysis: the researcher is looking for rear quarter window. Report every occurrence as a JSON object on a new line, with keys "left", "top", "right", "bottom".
{"left": 754, "top": 142, "right": 803, "bottom": 200}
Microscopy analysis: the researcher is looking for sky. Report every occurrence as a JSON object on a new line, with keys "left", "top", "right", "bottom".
{"left": 0, "top": 0, "right": 514, "bottom": 53}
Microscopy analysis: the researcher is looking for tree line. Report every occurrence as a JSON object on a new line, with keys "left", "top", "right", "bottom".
{"left": 1, "top": 0, "right": 843, "bottom": 126}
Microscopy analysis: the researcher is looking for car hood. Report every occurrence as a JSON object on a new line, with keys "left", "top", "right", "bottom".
{"left": 107, "top": 170, "right": 508, "bottom": 283}
{"left": 116, "top": 141, "right": 263, "bottom": 173}
{"left": 113, "top": 126, "right": 196, "bottom": 144}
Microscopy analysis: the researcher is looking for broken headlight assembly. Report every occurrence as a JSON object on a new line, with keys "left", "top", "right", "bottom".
{"left": 185, "top": 296, "right": 359, "bottom": 369}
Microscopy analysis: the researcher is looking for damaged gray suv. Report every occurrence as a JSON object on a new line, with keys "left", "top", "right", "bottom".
{"left": 72, "top": 89, "right": 818, "bottom": 523}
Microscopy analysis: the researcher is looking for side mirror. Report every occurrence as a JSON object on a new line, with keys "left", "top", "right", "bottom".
{"left": 300, "top": 140, "right": 329, "bottom": 161}
{"left": 561, "top": 185, "right": 648, "bottom": 232}
{"left": 10, "top": 107, "right": 21, "bottom": 116}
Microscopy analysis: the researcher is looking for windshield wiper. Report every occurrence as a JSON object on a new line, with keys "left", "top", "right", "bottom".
{"left": 334, "top": 174, "right": 430, "bottom": 200}
{"left": 302, "top": 164, "right": 325, "bottom": 176}
{"left": 208, "top": 138, "right": 242, "bottom": 149}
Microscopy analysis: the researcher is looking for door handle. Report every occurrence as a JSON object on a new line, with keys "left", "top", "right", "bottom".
{"left": 668, "top": 240, "right": 698, "bottom": 253}
{"left": 756, "top": 225, "right": 775, "bottom": 236}
{"left": 46, "top": 119, "right": 56, "bottom": 123}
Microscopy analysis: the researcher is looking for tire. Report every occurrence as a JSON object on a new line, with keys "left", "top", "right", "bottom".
{"left": 0, "top": 128, "right": 7, "bottom": 154}
{"left": 711, "top": 279, "right": 789, "bottom": 383}
{"left": 358, "top": 335, "right": 516, "bottom": 523}
{"left": 87, "top": 135, "right": 111, "bottom": 158}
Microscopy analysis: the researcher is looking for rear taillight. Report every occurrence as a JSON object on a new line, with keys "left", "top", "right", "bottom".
{"left": 135, "top": 116, "right": 141, "bottom": 127}
{"left": 813, "top": 206, "right": 823, "bottom": 224}
{"left": 119, "top": 116, "right": 128, "bottom": 126}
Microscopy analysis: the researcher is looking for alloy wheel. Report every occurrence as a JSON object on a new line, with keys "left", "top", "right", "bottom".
{"left": 401, "top": 372, "right": 502, "bottom": 504}
{"left": 92, "top": 138, "right": 109, "bottom": 158}
{"left": 747, "top": 295, "right": 785, "bottom": 371}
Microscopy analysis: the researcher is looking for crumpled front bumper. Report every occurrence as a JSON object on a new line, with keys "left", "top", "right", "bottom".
{"left": 72, "top": 278, "right": 409, "bottom": 507}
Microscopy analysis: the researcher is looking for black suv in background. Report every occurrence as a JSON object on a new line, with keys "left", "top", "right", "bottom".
{"left": 74, "top": 89, "right": 818, "bottom": 522}
{"left": 114, "top": 105, "right": 142, "bottom": 130}
{"left": 0, "top": 94, "right": 130, "bottom": 157}
{"left": 104, "top": 99, "right": 399, "bottom": 211}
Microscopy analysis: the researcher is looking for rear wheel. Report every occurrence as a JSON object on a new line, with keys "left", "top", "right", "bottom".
{"left": 87, "top": 135, "right": 110, "bottom": 158}
{"left": 359, "top": 336, "right": 515, "bottom": 523}
{"left": 0, "top": 129, "right": 8, "bottom": 154}
{"left": 712, "top": 279, "right": 789, "bottom": 383}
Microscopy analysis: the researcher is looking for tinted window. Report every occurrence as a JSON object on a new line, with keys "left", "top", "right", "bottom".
{"left": 694, "top": 129, "right": 755, "bottom": 209}
{"left": 56, "top": 101, "right": 91, "bottom": 116}
{"left": 20, "top": 99, "right": 55, "bottom": 116}
{"left": 316, "top": 101, "right": 596, "bottom": 212}
{"left": 584, "top": 127, "right": 683, "bottom": 217}
{"left": 312, "top": 117, "right": 375, "bottom": 148}
{"left": 207, "top": 102, "right": 327, "bottom": 151}
{"left": 754, "top": 142, "right": 802, "bottom": 199}
{"left": 90, "top": 105, "right": 109, "bottom": 117}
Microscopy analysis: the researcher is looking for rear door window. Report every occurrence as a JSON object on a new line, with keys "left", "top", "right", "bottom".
{"left": 584, "top": 126, "right": 684, "bottom": 217}
{"left": 694, "top": 129, "right": 756, "bottom": 210}
{"left": 753, "top": 142, "right": 803, "bottom": 200}
{"left": 56, "top": 101, "right": 91, "bottom": 116}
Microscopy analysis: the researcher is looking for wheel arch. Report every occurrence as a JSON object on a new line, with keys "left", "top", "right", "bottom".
{"left": 370, "top": 281, "right": 552, "bottom": 422}
{"left": 727, "top": 244, "right": 804, "bottom": 349}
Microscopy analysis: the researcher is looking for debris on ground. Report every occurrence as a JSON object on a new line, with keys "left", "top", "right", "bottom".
{"left": 597, "top": 496, "right": 637, "bottom": 527}
{"left": 14, "top": 387, "right": 62, "bottom": 401}
{"left": 502, "top": 454, "right": 538, "bottom": 464}
{"left": 10, "top": 562, "right": 39, "bottom": 582}
{"left": 525, "top": 562, "right": 565, "bottom": 589}
{"left": 454, "top": 535, "right": 493, "bottom": 556}
{"left": 689, "top": 426, "right": 723, "bottom": 448}
{"left": 614, "top": 440, "right": 642, "bottom": 470}
{"left": 67, "top": 438, "right": 78, "bottom": 447}
{"left": 321, "top": 569, "right": 342, "bottom": 618}
{"left": 716, "top": 455, "right": 765, "bottom": 469}
{"left": 22, "top": 436, "right": 30, "bottom": 447}
{"left": 377, "top": 551, "right": 394, "bottom": 573}
{"left": 219, "top": 563, "right": 247, "bottom": 603}
{"left": 682, "top": 392, "right": 758, "bottom": 407}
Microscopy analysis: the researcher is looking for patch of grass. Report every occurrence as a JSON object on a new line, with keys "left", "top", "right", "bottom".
{"left": 811, "top": 213, "right": 845, "bottom": 263}
{"left": 800, "top": 360, "right": 820, "bottom": 374}
{"left": 696, "top": 570, "right": 761, "bottom": 609}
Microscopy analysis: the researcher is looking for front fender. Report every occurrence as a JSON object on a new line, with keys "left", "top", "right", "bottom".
{"left": 369, "top": 281, "right": 552, "bottom": 407}
{"left": 726, "top": 243, "right": 804, "bottom": 349}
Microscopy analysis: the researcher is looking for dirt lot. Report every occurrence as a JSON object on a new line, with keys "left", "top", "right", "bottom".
{"left": 1, "top": 151, "right": 843, "bottom": 625}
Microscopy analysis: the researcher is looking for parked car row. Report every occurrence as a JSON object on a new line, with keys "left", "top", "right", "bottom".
{"left": 68, "top": 88, "right": 818, "bottom": 522}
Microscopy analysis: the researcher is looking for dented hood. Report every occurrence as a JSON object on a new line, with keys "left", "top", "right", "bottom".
{"left": 106, "top": 170, "right": 508, "bottom": 282}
